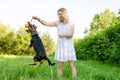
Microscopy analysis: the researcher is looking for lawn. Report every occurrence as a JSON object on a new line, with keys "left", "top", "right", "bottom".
{"left": 0, "top": 55, "right": 120, "bottom": 80}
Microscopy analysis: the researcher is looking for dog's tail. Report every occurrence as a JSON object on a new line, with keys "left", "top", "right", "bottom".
{"left": 45, "top": 57, "right": 55, "bottom": 66}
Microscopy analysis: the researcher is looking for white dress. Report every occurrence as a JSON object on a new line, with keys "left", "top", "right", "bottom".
{"left": 54, "top": 21, "right": 77, "bottom": 62}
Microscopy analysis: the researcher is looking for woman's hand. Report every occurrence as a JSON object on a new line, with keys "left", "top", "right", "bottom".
{"left": 58, "top": 34, "right": 64, "bottom": 38}
{"left": 32, "top": 16, "right": 39, "bottom": 20}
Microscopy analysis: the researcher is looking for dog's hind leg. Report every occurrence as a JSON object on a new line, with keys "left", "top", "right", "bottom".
{"left": 39, "top": 59, "right": 45, "bottom": 66}
{"left": 29, "top": 59, "right": 37, "bottom": 65}
{"left": 45, "top": 57, "right": 55, "bottom": 66}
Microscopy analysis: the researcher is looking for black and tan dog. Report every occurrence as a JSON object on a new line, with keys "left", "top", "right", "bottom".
{"left": 25, "top": 21, "right": 55, "bottom": 66}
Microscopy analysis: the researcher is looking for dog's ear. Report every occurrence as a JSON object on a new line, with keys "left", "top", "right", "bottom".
{"left": 33, "top": 24, "right": 37, "bottom": 28}
{"left": 26, "top": 30, "right": 29, "bottom": 32}
{"left": 27, "top": 21, "right": 30, "bottom": 24}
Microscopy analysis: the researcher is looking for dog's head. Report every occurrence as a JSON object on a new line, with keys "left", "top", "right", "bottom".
{"left": 25, "top": 22, "right": 37, "bottom": 34}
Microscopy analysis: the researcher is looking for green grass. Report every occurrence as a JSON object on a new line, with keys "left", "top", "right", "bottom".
{"left": 0, "top": 55, "right": 120, "bottom": 80}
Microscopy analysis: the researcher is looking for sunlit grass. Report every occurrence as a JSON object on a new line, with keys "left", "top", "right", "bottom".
{"left": 0, "top": 55, "right": 120, "bottom": 80}
{"left": 0, "top": 55, "right": 18, "bottom": 58}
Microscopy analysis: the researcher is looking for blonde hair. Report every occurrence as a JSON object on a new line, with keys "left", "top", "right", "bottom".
{"left": 57, "top": 8, "right": 69, "bottom": 24}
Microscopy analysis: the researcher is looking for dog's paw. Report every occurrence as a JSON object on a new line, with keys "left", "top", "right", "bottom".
{"left": 29, "top": 63, "right": 36, "bottom": 65}
{"left": 50, "top": 63, "right": 55, "bottom": 66}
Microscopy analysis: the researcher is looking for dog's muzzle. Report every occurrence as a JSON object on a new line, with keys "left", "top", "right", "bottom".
{"left": 25, "top": 22, "right": 37, "bottom": 33}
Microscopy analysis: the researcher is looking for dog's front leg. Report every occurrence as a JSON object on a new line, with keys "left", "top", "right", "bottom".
{"left": 26, "top": 45, "right": 32, "bottom": 51}
{"left": 27, "top": 39, "right": 33, "bottom": 50}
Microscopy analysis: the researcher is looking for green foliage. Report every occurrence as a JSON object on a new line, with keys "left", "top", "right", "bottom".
{"left": 0, "top": 23, "right": 14, "bottom": 54}
{"left": 0, "top": 26, "right": 32, "bottom": 55}
{"left": 75, "top": 22, "right": 120, "bottom": 65}
{"left": 42, "top": 32, "right": 55, "bottom": 56}
{"left": 1, "top": 32, "right": 15, "bottom": 54}
{"left": 0, "top": 23, "right": 55, "bottom": 56}
{"left": 86, "top": 8, "right": 119, "bottom": 34}
{"left": 0, "top": 22, "right": 9, "bottom": 39}
{"left": 13, "top": 27, "right": 32, "bottom": 55}
{"left": 0, "top": 23, "right": 8, "bottom": 49}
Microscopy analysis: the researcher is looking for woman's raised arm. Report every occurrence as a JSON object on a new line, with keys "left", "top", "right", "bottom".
{"left": 32, "top": 16, "right": 56, "bottom": 27}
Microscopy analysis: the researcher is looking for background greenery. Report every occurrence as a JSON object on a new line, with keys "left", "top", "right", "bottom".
{"left": 0, "top": 23, "right": 55, "bottom": 56}
{"left": 0, "top": 8, "right": 120, "bottom": 80}
{"left": 74, "top": 9, "right": 120, "bottom": 65}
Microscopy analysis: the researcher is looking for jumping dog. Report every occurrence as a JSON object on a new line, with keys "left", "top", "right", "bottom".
{"left": 25, "top": 21, "right": 55, "bottom": 66}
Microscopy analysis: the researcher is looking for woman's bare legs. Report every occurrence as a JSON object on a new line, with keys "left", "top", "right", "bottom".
{"left": 57, "top": 61, "right": 64, "bottom": 77}
{"left": 68, "top": 60, "right": 77, "bottom": 77}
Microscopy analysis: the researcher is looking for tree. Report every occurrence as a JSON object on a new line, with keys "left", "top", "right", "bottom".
{"left": 118, "top": 9, "right": 120, "bottom": 15}
{"left": 0, "top": 26, "right": 32, "bottom": 55}
{"left": 0, "top": 23, "right": 11, "bottom": 54}
{"left": 14, "top": 27, "right": 32, "bottom": 55}
{"left": 1, "top": 32, "right": 15, "bottom": 54}
{"left": 0, "top": 22, "right": 8, "bottom": 39}
{"left": 85, "top": 8, "right": 118, "bottom": 34}
{"left": 118, "top": 9, "right": 120, "bottom": 20}
{"left": 0, "top": 22, "right": 55, "bottom": 55}
{"left": 42, "top": 32, "right": 55, "bottom": 55}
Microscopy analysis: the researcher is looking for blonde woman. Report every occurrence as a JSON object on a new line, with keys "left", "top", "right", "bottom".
{"left": 32, "top": 8, "right": 77, "bottom": 77}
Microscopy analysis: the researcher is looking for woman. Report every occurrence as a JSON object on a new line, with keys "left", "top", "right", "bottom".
{"left": 32, "top": 8, "right": 77, "bottom": 77}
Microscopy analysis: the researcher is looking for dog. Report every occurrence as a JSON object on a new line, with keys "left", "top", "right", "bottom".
{"left": 25, "top": 21, "right": 55, "bottom": 66}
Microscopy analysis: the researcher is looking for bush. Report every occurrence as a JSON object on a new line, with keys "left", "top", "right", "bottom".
{"left": 75, "top": 23, "right": 120, "bottom": 65}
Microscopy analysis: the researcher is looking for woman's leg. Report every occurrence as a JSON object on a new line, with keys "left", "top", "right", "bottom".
{"left": 57, "top": 61, "right": 64, "bottom": 77}
{"left": 68, "top": 60, "right": 77, "bottom": 77}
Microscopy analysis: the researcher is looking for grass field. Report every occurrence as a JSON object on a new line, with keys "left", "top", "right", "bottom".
{"left": 0, "top": 55, "right": 120, "bottom": 80}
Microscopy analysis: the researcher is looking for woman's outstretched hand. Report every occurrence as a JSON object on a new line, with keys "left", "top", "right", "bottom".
{"left": 32, "top": 16, "right": 39, "bottom": 20}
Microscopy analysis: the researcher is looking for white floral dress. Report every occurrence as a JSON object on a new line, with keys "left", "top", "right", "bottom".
{"left": 54, "top": 21, "right": 77, "bottom": 62}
